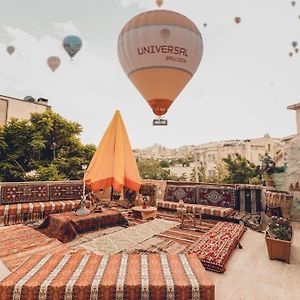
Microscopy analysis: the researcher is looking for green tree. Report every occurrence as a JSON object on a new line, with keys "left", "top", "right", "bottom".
{"left": 159, "top": 159, "right": 170, "bottom": 168}
{"left": 137, "top": 158, "right": 177, "bottom": 180}
{"left": 222, "top": 153, "right": 258, "bottom": 184}
{"left": 0, "top": 111, "right": 96, "bottom": 182}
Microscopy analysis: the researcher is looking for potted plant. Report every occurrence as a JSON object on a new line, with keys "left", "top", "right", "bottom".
{"left": 265, "top": 216, "right": 292, "bottom": 263}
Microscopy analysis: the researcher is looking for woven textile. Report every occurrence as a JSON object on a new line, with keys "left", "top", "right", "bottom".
{"left": 0, "top": 184, "right": 48, "bottom": 204}
{"left": 39, "top": 210, "right": 127, "bottom": 243}
{"left": 164, "top": 185, "right": 196, "bottom": 204}
{"left": 195, "top": 186, "right": 235, "bottom": 208}
{"left": 0, "top": 200, "right": 91, "bottom": 226}
{"left": 188, "top": 222, "right": 245, "bottom": 273}
{"left": 80, "top": 219, "right": 179, "bottom": 255}
{"left": 0, "top": 225, "right": 73, "bottom": 272}
{"left": 234, "top": 185, "right": 262, "bottom": 213}
{"left": 157, "top": 200, "right": 234, "bottom": 218}
{"left": 49, "top": 183, "right": 84, "bottom": 201}
{"left": 0, "top": 253, "right": 215, "bottom": 300}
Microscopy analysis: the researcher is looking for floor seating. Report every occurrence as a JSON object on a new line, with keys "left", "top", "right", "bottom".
{"left": 0, "top": 182, "right": 91, "bottom": 226}
{"left": 0, "top": 253, "right": 215, "bottom": 300}
{"left": 157, "top": 200, "right": 235, "bottom": 218}
{"left": 188, "top": 222, "right": 245, "bottom": 273}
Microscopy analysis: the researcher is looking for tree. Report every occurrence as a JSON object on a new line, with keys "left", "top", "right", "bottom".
{"left": 190, "top": 162, "right": 206, "bottom": 182}
{"left": 222, "top": 153, "right": 258, "bottom": 184}
{"left": 137, "top": 158, "right": 177, "bottom": 180}
{"left": 0, "top": 111, "right": 96, "bottom": 182}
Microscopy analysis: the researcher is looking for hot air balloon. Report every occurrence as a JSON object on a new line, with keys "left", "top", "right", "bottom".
{"left": 291, "top": 1, "right": 296, "bottom": 7}
{"left": 47, "top": 56, "right": 61, "bottom": 72}
{"left": 156, "top": 0, "right": 163, "bottom": 7}
{"left": 118, "top": 10, "right": 203, "bottom": 123}
{"left": 289, "top": 52, "right": 293, "bottom": 57}
{"left": 292, "top": 41, "right": 298, "bottom": 48}
{"left": 62, "top": 35, "right": 82, "bottom": 59}
{"left": 6, "top": 45, "right": 15, "bottom": 55}
{"left": 234, "top": 17, "right": 241, "bottom": 24}
{"left": 203, "top": 23, "right": 207, "bottom": 27}
{"left": 295, "top": 48, "right": 299, "bottom": 53}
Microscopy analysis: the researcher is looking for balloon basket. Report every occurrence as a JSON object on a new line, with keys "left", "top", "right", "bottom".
{"left": 153, "top": 118, "right": 168, "bottom": 126}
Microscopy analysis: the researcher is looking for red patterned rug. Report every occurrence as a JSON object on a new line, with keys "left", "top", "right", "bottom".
{"left": 188, "top": 222, "right": 245, "bottom": 273}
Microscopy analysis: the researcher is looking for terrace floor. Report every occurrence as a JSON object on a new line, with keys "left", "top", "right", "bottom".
{"left": 0, "top": 214, "right": 299, "bottom": 300}
{"left": 209, "top": 221, "right": 300, "bottom": 300}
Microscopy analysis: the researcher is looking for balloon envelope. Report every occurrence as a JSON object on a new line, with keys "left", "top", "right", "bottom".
{"left": 6, "top": 46, "right": 15, "bottom": 55}
{"left": 235, "top": 17, "right": 241, "bottom": 24}
{"left": 118, "top": 10, "right": 203, "bottom": 117}
{"left": 62, "top": 35, "right": 82, "bottom": 58}
{"left": 292, "top": 41, "right": 298, "bottom": 48}
{"left": 47, "top": 56, "right": 61, "bottom": 72}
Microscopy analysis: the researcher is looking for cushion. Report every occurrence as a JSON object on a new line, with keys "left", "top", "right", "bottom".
{"left": 188, "top": 222, "right": 245, "bottom": 273}
{"left": 157, "top": 200, "right": 234, "bottom": 217}
{"left": 0, "top": 253, "right": 215, "bottom": 300}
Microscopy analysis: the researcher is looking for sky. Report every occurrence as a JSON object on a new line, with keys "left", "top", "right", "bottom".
{"left": 0, "top": 0, "right": 299, "bottom": 149}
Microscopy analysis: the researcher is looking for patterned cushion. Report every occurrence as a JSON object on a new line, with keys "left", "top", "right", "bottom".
{"left": 0, "top": 253, "right": 215, "bottom": 300}
{"left": 188, "top": 222, "right": 245, "bottom": 273}
{"left": 157, "top": 200, "right": 235, "bottom": 217}
{"left": 0, "top": 200, "right": 91, "bottom": 226}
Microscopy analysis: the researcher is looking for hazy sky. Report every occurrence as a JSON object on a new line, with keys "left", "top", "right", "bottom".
{"left": 0, "top": 0, "right": 299, "bottom": 148}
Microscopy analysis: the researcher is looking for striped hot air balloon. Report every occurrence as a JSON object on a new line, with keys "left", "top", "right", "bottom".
{"left": 117, "top": 10, "right": 203, "bottom": 118}
{"left": 47, "top": 56, "right": 61, "bottom": 72}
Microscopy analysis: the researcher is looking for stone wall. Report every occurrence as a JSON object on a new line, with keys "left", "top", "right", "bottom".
{"left": 273, "top": 135, "right": 300, "bottom": 221}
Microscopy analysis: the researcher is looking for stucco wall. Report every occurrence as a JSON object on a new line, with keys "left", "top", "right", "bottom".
{"left": 273, "top": 135, "right": 300, "bottom": 221}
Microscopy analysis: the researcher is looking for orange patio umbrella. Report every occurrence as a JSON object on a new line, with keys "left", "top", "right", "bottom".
{"left": 84, "top": 110, "right": 141, "bottom": 193}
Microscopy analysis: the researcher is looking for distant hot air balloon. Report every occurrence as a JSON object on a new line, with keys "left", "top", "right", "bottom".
{"left": 291, "top": 1, "right": 296, "bottom": 7}
{"left": 118, "top": 10, "right": 203, "bottom": 119}
{"left": 289, "top": 52, "right": 293, "bottom": 57}
{"left": 203, "top": 23, "right": 207, "bottom": 27}
{"left": 6, "top": 45, "right": 15, "bottom": 55}
{"left": 156, "top": 0, "right": 163, "bottom": 7}
{"left": 292, "top": 41, "right": 298, "bottom": 48}
{"left": 62, "top": 35, "right": 82, "bottom": 59}
{"left": 47, "top": 56, "right": 61, "bottom": 72}
{"left": 234, "top": 17, "right": 241, "bottom": 24}
{"left": 295, "top": 47, "right": 299, "bottom": 53}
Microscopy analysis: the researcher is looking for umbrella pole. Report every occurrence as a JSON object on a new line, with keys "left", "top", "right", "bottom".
{"left": 110, "top": 186, "right": 113, "bottom": 202}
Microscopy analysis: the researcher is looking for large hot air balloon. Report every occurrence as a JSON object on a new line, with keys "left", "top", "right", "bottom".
{"left": 62, "top": 35, "right": 82, "bottom": 59}
{"left": 234, "top": 17, "right": 241, "bottom": 24}
{"left": 291, "top": 1, "right": 296, "bottom": 7}
{"left": 47, "top": 56, "right": 61, "bottom": 72}
{"left": 292, "top": 41, "right": 298, "bottom": 48}
{"left": 156, "top": 0, "right": 163, "bottom": 7}
{"left": 118, "top": 10, "right": 203, "bottom": 121}
{"left": 6, "top": 45, "right": 15, "bottom": 55}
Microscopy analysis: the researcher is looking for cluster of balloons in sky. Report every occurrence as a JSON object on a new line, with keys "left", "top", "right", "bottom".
{"left": 3, "top": 0, "right": 300, "bottom": 122}
{"left": 6, "top": 35, "right": 82, "bottom": 72}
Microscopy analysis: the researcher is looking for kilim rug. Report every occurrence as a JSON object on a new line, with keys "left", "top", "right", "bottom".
{"left": 0, "top": 225, "right": 81, "bottom": 271}
{"left": 80, "top": 219, "right": 179, "bottom": 255}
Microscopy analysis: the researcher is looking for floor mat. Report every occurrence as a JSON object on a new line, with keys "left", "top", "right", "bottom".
{"left": 79, "top": 218, "right": 179, "bottom": 255}
{"left": 0, "top": 225, "right": 79, "bottom": 271}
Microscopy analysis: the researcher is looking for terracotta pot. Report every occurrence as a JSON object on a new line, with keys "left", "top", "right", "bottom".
{"left": 265, "top": 232, "right": 292, "bottom": 263}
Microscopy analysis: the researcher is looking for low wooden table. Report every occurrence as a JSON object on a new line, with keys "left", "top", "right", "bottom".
{"left": 131, "top": 206, "right": 157, "bottom": 220}
{"left": 39, "top": 210, "right": 127, "bottom": 243}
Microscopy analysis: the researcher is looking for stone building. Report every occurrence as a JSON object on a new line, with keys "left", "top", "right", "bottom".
{"left": 191, "top": 135, "right": 283, "bottom": 177}
{"left": 0, "top": 95, "right": 51, "bottom": 125}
